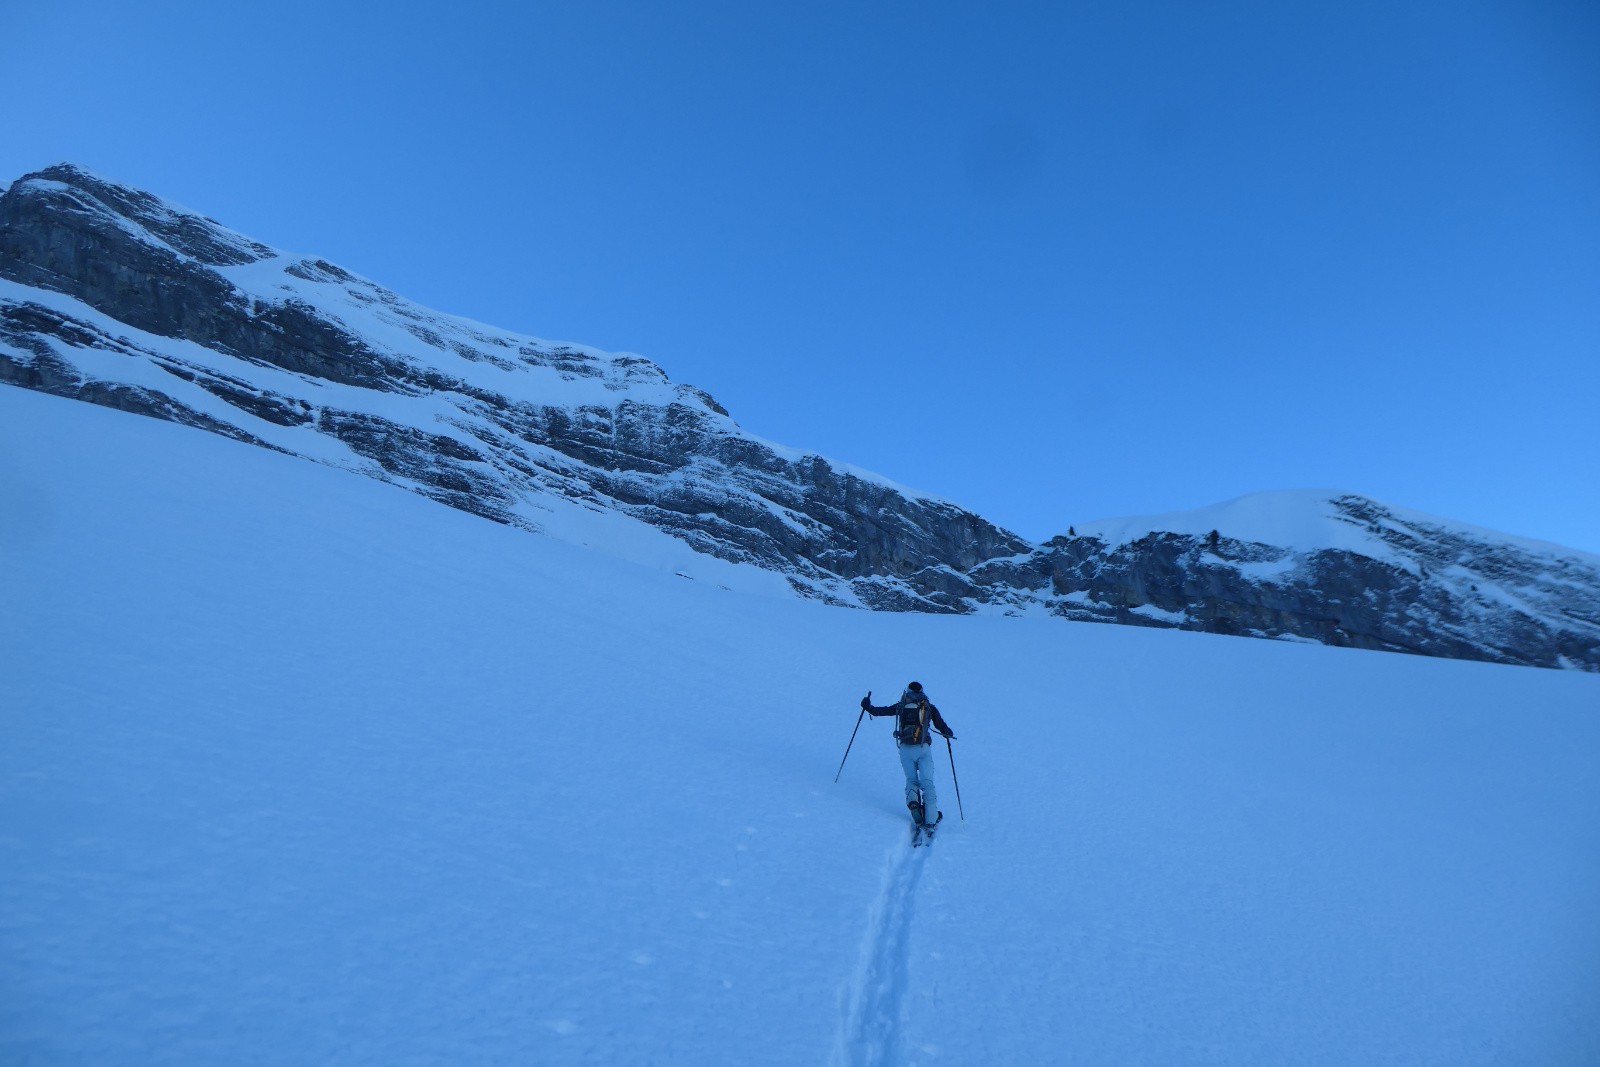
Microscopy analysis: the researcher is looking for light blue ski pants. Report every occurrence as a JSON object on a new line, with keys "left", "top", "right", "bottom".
{"left": 898, "top": 742, "right": 937, "bottom": 815}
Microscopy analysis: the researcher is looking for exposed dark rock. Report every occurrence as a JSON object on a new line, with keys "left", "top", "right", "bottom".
{"left": 3, "top": 164, "right": 1596, "bottom": 672}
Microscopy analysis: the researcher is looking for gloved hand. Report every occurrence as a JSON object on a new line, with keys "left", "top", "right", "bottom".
{"left": 860, "top": 694, "right": 871, "bottom": 710}
{"left": 940, "top": 729, "right": 956, "bottom": 740}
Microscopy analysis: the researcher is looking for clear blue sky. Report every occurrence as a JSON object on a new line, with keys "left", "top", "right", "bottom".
{"left": 5, "top": 1, "right": 1597, "bottom": 551}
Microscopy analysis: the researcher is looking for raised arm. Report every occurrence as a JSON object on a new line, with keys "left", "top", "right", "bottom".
{"left": 861, "top": 693, "right": 897, "bottom": 717}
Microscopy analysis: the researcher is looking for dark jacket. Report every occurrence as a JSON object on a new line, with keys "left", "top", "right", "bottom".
{"left": 866, "top": 691, "right": 954, "bottom": 746}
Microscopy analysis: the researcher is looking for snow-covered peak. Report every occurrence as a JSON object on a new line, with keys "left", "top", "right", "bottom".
{"left": 1077, "top": 490, "right": 1378, "bottom": 554}
{"left": 16, "top": 163, "right": 278, "bottom": 266}
{"left": 9, "top": 164, "right": 732, "bottom": 420}
{"left": 2, "top": 163, "right": 1019, "bottom": 615}
{"left": 213, "top": 251, "right": 726, "bottom": 418}
{"left": 1076, "top": 489, "right": 1600, "bottom": 568}
{"left": 2, "top": 163, "right": 1595, "bottom": 670}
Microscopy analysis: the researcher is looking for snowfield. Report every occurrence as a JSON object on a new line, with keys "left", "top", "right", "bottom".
{"left": 3, "top": 385, "right": 1598, "bottom": 1065}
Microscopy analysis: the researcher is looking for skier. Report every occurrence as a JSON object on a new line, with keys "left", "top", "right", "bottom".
{"left": 860, "top": 682, "right": 956, "bottom": 831}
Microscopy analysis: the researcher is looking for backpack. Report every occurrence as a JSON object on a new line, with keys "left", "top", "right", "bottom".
{"left": 895, "top": 694, "right": 931, "bottom": 745}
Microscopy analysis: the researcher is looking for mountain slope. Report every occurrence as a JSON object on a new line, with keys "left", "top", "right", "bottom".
{"left": 997, "top": 490, "right": 1600, "bottom": 669}
{"left": 0, "top": 163, "right": 1025, "bottom": 610}
{"left": 4, "top": 385, "right": 1598, "bottom": 1064}
{"left": 2, "top": 163, "right": 1596, "bottom": 671}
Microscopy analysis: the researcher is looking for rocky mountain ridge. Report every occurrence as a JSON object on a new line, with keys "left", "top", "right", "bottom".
{"left": 4, "top": 163, "right": 1596, "bottom": 671}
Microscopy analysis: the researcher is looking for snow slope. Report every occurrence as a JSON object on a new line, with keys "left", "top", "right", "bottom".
{"left": 3, "top": 385, "right": 1598, "bottom": 1065}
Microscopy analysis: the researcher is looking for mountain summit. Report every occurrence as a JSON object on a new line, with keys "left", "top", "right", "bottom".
{"left": 2, "top": 164, "right": 1596, "bottom": 670}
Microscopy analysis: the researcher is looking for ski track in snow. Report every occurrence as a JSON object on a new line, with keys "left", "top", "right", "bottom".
{"left": 834, "top": 837, "right": 928, "bottom": 1067}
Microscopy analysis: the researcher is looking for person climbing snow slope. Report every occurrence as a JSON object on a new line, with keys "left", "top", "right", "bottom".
{"left": 861, "top": 682, "right": 955, "bottom": 831}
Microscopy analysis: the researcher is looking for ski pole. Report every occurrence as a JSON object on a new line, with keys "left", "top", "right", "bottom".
{"left": 834, "top": 700, "right": 868, "bottom": 783}
{"left": 945, "top": 735, "right": 965, "bottom": 821}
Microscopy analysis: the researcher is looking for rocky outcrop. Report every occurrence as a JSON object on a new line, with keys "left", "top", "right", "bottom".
{"left": 972, "top": 499, "right": 1600, "bottom": 670}
{"left": 0, "top": 165, "right": 1029, "bottom": 612}
{"left": 4, "top": 164, "right": 1597, "bottom": 671}
{"left": 0, "top": 166, "right": 442, "bottom": 392}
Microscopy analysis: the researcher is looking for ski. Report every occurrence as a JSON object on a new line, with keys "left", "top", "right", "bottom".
{"left": 910, "top": 809, "right": 943, "bottom": 847}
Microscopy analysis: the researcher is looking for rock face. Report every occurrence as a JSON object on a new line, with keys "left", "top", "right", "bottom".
{"left": 4, "top": 164, "right": 1597, "bottom": 671}
{"left": 972, "top": 496, "right": 1600, "bottom": 669}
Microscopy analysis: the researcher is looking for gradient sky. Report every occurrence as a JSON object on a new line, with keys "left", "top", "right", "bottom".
{"left": 5, "top": 1, "right": 1598, "bottom": 551}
